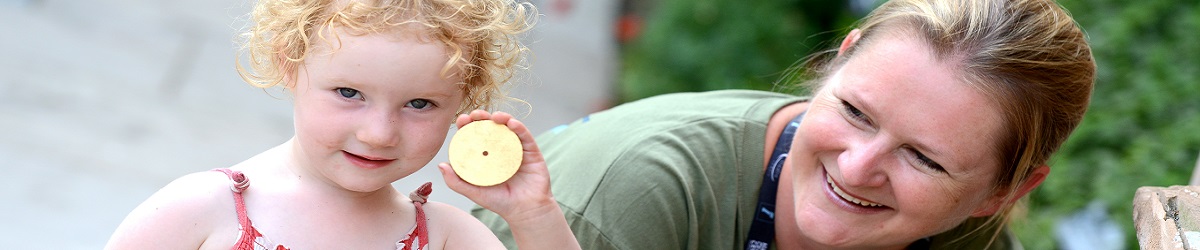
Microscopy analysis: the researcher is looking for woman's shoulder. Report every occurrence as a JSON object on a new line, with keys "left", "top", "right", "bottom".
{"left": 618, "top": 90, "right": 803, "bottom": 113}
{"left": 642, "top": 89, "right": 799, "bottom": 100}
{"left": 564, "top": 90, "right": 805, "bottom": 145}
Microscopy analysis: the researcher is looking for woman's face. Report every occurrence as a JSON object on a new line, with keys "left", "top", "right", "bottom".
{"left": 785, "top": 31, "right": 1007, "bottom": 248}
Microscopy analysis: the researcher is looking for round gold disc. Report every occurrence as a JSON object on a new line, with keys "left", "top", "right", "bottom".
{"left": 448, "top": 121, "right": 522, "bottom": 186}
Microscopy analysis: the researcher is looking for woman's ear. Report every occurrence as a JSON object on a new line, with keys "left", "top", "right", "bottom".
{"left": 837, "top": 29, "right": 863, "bottom": 56}
{"left": 971, "top": 165, "right": 1050, "bottom": 217}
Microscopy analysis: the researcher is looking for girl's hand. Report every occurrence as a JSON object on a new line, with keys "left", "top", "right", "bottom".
{"left": 439, "top": 110, "right": 553, "bottom": 220}
{"left": 438, "top": 111, "right": 578, "bottom": 250}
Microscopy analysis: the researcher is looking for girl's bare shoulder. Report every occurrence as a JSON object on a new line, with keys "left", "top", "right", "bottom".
{"left": 106, "top": 170, "right": 241, "bottom": 249}
{"left": 421, "top": 201, "right": 505, "bottom": 249}
{"left": 140, "top": 170, "right": 242, "bottom": 213}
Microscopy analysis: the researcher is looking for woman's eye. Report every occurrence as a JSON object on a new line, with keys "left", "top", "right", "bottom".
{"left": 406, "top": 99, "right": 433, "bottom": 109}
{"left": 910, "top": 149, "right": 947, "bottom": 173}
{"left": 841, "top": 100, "right": 870, "bottom": 124}
{"left": 336, "top": 88, "right": 363, "bottom": 100}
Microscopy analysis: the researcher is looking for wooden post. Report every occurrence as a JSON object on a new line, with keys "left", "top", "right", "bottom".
{"left": 1191, "top": 151, "right": 1200, "bottom": 185}
{"left": 1134, "top": 152, "right": 1200, "bottom": 249}
{"left": 1134, "top": 186, "right": 1200, "bottom": 249}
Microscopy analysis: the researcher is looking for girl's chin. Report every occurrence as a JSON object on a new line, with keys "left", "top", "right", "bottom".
{"left": 328, "top": 173, "right": 399, "bottom": 193}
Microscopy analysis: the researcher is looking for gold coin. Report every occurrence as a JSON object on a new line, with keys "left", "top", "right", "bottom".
{"left": 448, "top": 121, "right": 522, "bottom": 186}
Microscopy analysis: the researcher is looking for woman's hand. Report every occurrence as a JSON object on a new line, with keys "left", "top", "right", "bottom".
{"left": 438, "top": 110, "right": 580, "bottom": 250}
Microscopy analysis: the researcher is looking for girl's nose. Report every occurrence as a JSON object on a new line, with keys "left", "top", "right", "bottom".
{"left": 357, "top": 111, "right": 401, "bottom": 148}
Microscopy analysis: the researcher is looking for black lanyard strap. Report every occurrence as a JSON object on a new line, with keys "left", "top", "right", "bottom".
{"left": 745, "top": 112, "right": 805, "bottom": 250}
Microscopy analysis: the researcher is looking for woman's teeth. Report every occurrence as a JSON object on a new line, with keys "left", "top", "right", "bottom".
{"left": 827, "top": 175, "right": 884, "bottom": 207}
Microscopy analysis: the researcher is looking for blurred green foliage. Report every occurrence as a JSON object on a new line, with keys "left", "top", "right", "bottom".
{"left": 616, "top": 0, "right": 859, "bottom": 102}
{"left": 618, "top": 0, "right": 1200, "bottom": 249}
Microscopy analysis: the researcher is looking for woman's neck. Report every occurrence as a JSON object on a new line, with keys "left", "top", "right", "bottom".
{"left": 764, "top": 101, "right": 809, "bottom": 249}
{"left": 763, "top": 101, "right": 810, "bottom": 166}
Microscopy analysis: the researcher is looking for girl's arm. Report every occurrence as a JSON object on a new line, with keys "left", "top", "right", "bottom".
{"left": 438, "top": 110, "right": 581, "bottom": 250}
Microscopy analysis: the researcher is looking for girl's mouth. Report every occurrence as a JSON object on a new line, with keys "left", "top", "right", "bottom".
{"left": 343, "top": 151, "right": 395, "bottom": 169}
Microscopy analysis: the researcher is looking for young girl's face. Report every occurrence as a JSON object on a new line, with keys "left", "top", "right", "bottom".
{"left": 289, "top": 26, "right": 465, "bottom": 192}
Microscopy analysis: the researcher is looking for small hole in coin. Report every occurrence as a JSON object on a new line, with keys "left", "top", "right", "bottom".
{"left": 482, "top": 151, "right": 489, "bottom": 156}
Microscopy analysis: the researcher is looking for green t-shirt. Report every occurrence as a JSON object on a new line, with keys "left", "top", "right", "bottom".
{"left": 472, "top": 90, "right": 1020, "bottom": 249}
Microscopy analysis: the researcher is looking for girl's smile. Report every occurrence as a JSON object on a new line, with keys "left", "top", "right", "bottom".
{"left": 342, "top": 151, "right": 396, "bottom": 169}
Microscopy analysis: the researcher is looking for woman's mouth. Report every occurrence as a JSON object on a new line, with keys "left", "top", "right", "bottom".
{"left": 343, "top": 151, "right": 395, "bottom": 169}
{"left": 826, "top": 174, "right": 884, "bottom": 207}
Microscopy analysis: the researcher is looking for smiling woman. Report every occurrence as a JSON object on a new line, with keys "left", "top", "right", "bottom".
{"left": 781, "top": 28, "right": 1018, "bottom": 249}
{"left": 472, "top": 0, "right": 1094, "bottom": 249}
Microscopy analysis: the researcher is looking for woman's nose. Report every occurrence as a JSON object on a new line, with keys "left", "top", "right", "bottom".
{"left": 357, "top": 110, "right": 401, "bottom": 148}
{"left": 837, "top": 139, "right": 890, "bottom": 187}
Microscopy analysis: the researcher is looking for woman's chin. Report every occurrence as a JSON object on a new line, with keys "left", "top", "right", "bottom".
{"left": 789, "top": 203, "right": 914, "bottom": 249}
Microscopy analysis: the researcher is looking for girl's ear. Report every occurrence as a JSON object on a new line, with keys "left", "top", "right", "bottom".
{"left": 971, "top": 165, "right": 1050, "bottom": 217}
{"left": 837, "top": 29, "right": 863, "bottom": 56}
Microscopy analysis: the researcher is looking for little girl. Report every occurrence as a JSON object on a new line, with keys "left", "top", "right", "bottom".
{"left": 105, "top": 0, "right": 578, "bottom": 249}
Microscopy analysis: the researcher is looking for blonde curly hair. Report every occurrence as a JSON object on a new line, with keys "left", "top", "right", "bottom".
{"left": 236, "top": 0, "right": 536, "bottom": 114}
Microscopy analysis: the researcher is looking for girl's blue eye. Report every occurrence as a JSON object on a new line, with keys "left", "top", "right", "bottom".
{"left": 407, "top": 99, "right": 433, "bottom": 109}
{"left": 336, "top": 88, "right": 363, "bottom": 100}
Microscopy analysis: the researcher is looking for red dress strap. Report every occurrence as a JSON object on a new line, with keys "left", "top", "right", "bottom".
{"left": 212, "top": 168, "right": 267, "bottom": 250}
{"left": 397, "top": 182, "right": 433, "bottom": 250}
{"left": 210, "top": 169, "right": 421, "bottom": 250}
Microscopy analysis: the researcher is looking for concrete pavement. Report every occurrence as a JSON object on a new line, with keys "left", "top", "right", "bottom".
{"left": 0, "top": 0, "right": 615, "bottom": 248}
